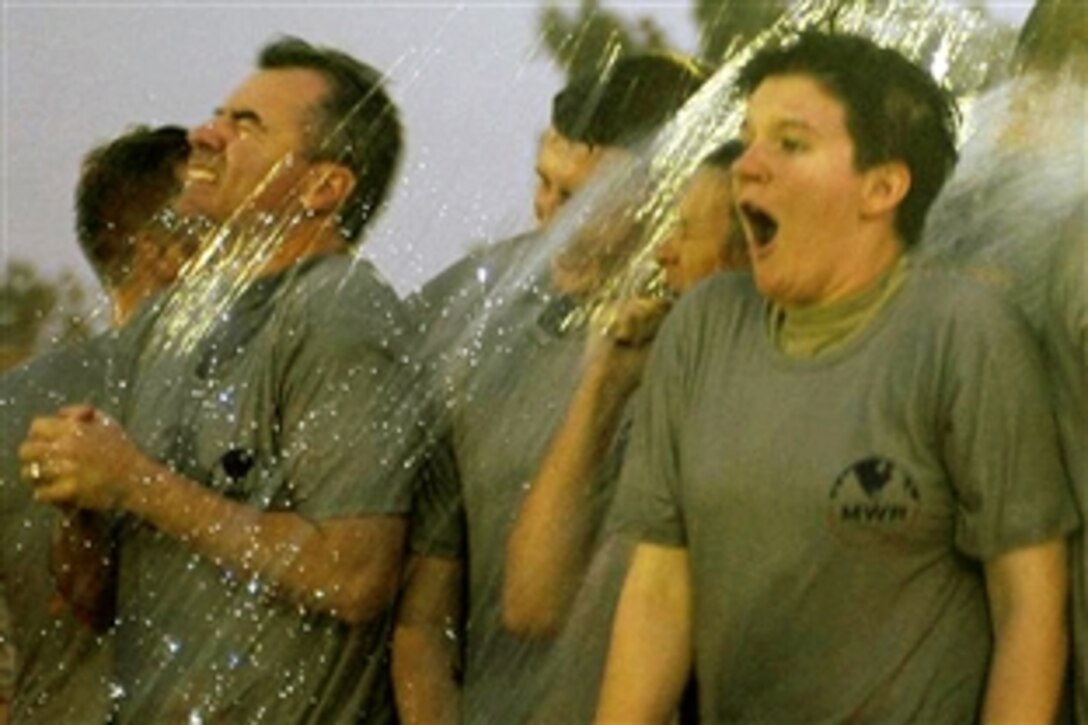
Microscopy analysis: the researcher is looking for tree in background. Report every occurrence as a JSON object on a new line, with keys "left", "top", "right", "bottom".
{"left": 693, "top": 0, "right": 788, "bottom": 64}
{"left": 537, "top": 0, "right": 1016, "bottom": 95}
{"left": 538, "top": 0, "right": 787, "bottom": 76}
{"left": 538, "top": 0, "right": 672, "bottom": 77}
{"left": 0, "top": 260, "right": 97, "bottom": 373}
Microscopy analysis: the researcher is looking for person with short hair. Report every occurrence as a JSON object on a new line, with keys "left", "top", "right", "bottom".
{"left": 19, "top": 36, "right": 415, "bottom": 722}
{"left": 505, "top": 139, "right": 748, "bottom": 722}
{"left": 1, "top": 122, "right": 192, "bottom": 725}
{"left": 535, "top": 54, "right": 709, "bottom": 226}
{"left": 506, "top": 139, "right": 748, "bottom": 638}
{"left": 394, "top": 53, "right": 706, "bottom": 724}
{"left": 408, "top": 52, "right": 707, "bottom": 337}
{"left": 653, "top": 140, "right": 747, "bottom": 295}
{"left": 597, "top": 31, "right": 1076, "bottom": 723}
{"left": 75, "top": 124, "right": 191, "bottom": 324}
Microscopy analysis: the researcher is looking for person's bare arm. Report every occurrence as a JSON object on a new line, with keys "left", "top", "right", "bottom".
{"left": 21, "top": 406, "right": 405, "bottom": 625}
{"left": 49, "top": 508, "right": 116, "bottom": 631}
{"left": 595, "top": 541, "right": 692, "bottom": 724}
{"left": 393, "top": 555, "right": 463, "bottom": 724}
{"left": 504, "top": 299, "right": 669, "bottom": 638}
{"left": 981, "top": 537, "right": 1067, "bottom": 724}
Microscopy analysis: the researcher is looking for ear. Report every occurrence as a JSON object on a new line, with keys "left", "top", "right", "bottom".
{"left": 299, "top": 162, "right": 357, "bottom": 215}
{"left": 861, "top": 160, "right": 911, "bottom": 218}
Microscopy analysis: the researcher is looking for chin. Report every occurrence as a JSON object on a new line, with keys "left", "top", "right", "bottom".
{"left": 173, "top": 192, "right": 216, "bottom": 221}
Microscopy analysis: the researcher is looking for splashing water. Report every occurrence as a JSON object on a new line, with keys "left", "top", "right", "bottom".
{"left": 921, "top": 70, "right": 1087, "bottom": 331}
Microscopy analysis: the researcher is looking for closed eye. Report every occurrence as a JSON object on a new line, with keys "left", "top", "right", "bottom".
{"left": 780, "top": 136, "right": 807, "bottom": 153}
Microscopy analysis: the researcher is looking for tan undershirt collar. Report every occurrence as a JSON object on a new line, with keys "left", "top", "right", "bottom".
{"left": 769, "top": 255, "right": 910, "bottom": 359}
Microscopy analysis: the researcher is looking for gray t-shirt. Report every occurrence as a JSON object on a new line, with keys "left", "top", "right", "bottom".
{"left": 112, "top": 256, "right": 417, "bottom": 723}
{"left": 0, "top": 333, "right": 135, "bottom": 723}
{"left": 616, "top": 269, "right": 1078, "bottom": 723}
{"left": 1046, "top": 207, "right": 1088, "bottom": 722}
{"left": 410, "top": 237, "right": 627, "bottom": 724}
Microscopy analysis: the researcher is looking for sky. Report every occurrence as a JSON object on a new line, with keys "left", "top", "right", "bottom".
{"left": 1, "top": 0, "right": 1033, "bottom": 311}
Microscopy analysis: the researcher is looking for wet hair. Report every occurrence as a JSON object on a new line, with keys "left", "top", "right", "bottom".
{"left": 1014, "top": 0, "right": 1088, "bottom": 78}
{"left": 737, "top": 32, "right": 959, "bottom": 246}
{"left": 75, "top": 125, "right": 189, "bottom": 288}
{"left": 699, "top": 139, "right": 748, "bottom": 267}
{"left": 552, "top": 53, "right": 708, "bottom": 150}
{"left": 258, "top": 36, "right": 403, "bottom": 243}
{"left": 702, "top": 138, "right": 744, "bottom": 171}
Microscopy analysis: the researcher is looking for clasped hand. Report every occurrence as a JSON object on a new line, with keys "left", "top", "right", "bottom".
{"left": 19, "top": 404, "right": 144, "bottom": 511}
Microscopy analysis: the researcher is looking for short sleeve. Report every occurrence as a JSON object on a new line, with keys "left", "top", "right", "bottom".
{"left": 1046, "top": 206, "right": 1088, "bottom": 506}
{"left": 277, "top": 264, "right": 421, "bottom": 519}
{"left": 942, "top": 284, "right": 1081, "bottom": 559}
{"left": 407, "top": 431, "right": 466, "bottom": 558}
{"left": 1051, "top": 207, "right": 1088, "bottom": 365}
{"left": 608, "top": 298, "right": 696, "bottom": 548}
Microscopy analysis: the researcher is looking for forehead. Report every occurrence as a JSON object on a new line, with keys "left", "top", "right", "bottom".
{"left": 745, "top": 73, "right": 849, "bottom": 134}
{"left": 680, "top": 166, "right": 733, "bottom": 215}
{"left": 222, "top": 68, "right": 330, "bottom": 127}
{"left": 536, "top": 127, "right": 599, "bottom": 179}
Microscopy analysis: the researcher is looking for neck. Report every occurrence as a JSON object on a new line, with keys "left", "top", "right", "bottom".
{"left": 111, "top": 278, "right": 159, "bottom": 327}
{"left": 782, "top": 231, "right": 903, "bottom": 312}
{"left": 256, "top": 216, "right": 348, "bottom": 279}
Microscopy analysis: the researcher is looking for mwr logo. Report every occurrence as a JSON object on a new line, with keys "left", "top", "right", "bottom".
{"left": 828, "top": 456, "right": 920, "bottom": 546}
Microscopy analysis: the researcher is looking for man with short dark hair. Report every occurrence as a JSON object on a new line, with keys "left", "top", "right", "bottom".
{"left": 0, "top": 335, "right": 127, "bottom": 725}
{"left": 75, "top": 124, "right": 191, "bottom": 324}
{"left": 1, "top": 122, "right": 191, "bottom": 724}
{"left": 597, "top": 31, "right": 1075, "bottom": 722}
{"left": 535, "top": 54, "right": 708, "bottom": 226}
{"left": 20, "top": 36, "right": 415, "bottom": 721}
{"left": 407, "top": 52, "right": 706, "bottom": 338}
{"left": 394, "top": 53, "right": 706, "bottom": 724}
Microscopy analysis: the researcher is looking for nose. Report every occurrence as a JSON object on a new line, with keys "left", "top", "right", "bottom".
{"left": 656, "top": 233, "right": 678, "bottom": 268}
{"left": 534, "top": 184, "right": 561, "bottom": 227}
{"left": 188, "top": 116, "right": 227, "bottom": 154}
{"left": 731, "top": 142, "right": 767, "bottom": 185}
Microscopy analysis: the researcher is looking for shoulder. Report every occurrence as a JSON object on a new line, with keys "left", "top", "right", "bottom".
{"left": 667, "top": 271, "right": 761, "bottom": 339}
{"left": 647, "top": 271, "right": 761, "bottom": 377}
{"left": 279, "top": 255, "right": 409, "bottom": 352}
{"left": 901, "top": 263, "right": 1031, "bottom": 334}
{"left": 411, "top": 232, "right": 539, "bottom": 310}
{"left": 898, "top": 265, "right": 1046, "bottom": 384}
{"left": 0, "top": 335, "right": 119, "bottom": 439}
{"left": 407, "top": 232, "right": 542, "bottom": 348}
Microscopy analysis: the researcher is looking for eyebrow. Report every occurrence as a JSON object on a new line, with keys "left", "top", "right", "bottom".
{"left": 740, "top": 118, "right": 818, "bottom": 134}
{"left": 775, "top": 119, "right": 816, "bottom": 134}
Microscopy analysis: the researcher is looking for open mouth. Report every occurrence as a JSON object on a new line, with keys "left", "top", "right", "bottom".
{"left": 740, "top": 202, "right": 778, "bottom": 249}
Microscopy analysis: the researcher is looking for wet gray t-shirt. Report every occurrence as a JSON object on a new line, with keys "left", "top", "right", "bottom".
{"left": 113, "top": 256, "right": 418, "bottom": 723}
{"left": 0, "top": 334, "right": 135, "bottom": 723}
{"left": 1046, "top": 208, "right": 1088, "bottom": 721}
{"left": 616, "top": 269, "right": 1078, "bottom": 723}
{"left": 410, "top": 237, "right": 628, "bottom": 724}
